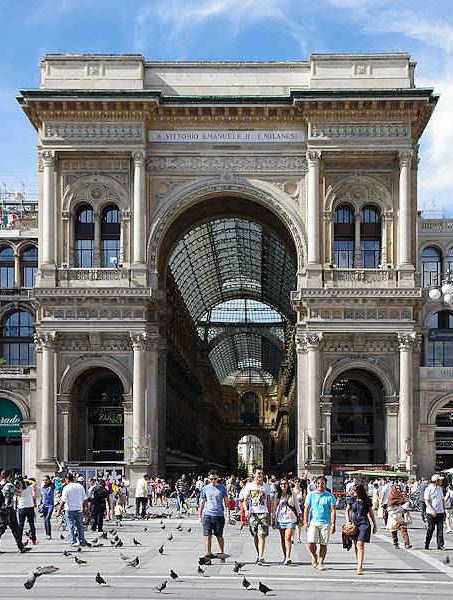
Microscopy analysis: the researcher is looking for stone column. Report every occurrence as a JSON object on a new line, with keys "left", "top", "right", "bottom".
{"left": 157, "top": 341, "right": 168, "bottom": 475}
{"left": 323, "top": 211, "right": 333, "bottom": 265}
{"left": 306, "top": 333, "right": 323, "bottom": 464}
{"left": 384, "top": 399, "right": 399, "bottom": 466}
{"left": 41, "top": 151, "right": 56, "bottom": 266}
{"left": 354, "top": 211, "right": 361, "bottom": 267}
{"left": 130, "top": 332, "right": 147, "bottom": 462}
{"left": 320, "top": 396, "right": 333, "bottom": 465}
{"left": 398, "top": 332, "right": 416, "bottom": 464}
{"left": 398, "top": 150, "right": 412, "bottom": 267}
{"left": 35, "top": 332, "right": 57, "bottom": 464}
{"left": 13, "top": 251, "right": 20, "bottom": 287}
{"left": 132, "top": 152, "right": 146, "bottom": 265}
{"left": 93, "top": 209, "right": 101, "bottom": 267}
{"left": 296, "top": 334, "right": 308, "bottom": 476}
{"left": 306, "top": 151, "right": 321, "bottom": 265}
{"left": 146, "top": 337, "right": 159, "bottom": 473}
{"left": 381, "top": 211, "right": 390, "bottom": 267}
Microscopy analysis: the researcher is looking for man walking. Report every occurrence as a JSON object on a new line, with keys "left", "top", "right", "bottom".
{"left": 199, "top": 471, "right": 229, "bottom": 562}
{"left": 424, "top": 474, "right": 446, "bottom": 550}
{"left": 304, "top": 475, "right": 337, "bottom": 570}
{"left": 175, "top": 474, "right": 189, "bottom": 514}
{"left": 0, "top": 470, "right": 30, "bottom": 553}
{"left": 88, "top": 478, "right": 109, "bottom": 532}
{"left": 56, "top": 473, "right": 89, "bottom": 547}
{"left": 135, "top": 474, "right": 149, "bottom": 518}
{"left": 243, "top": 467, "right": 272, "bottom": 565}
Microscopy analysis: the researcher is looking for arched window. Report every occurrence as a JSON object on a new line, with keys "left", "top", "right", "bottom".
{"left": 361, "top": 206, "right": 381, "bottom": 268}
{"left": 2, "top": 311, "right": 35, "bottom": 365}
{"left": 21, "top": 246, "right": 37, "bottom": 288}
{"left": 101, "top": 205, "right": 121, "bottom": 267}
{"left": 426, "top": 310, "right": 453, "bottom": 367}
{"left": 74, "top": 205, "right": 94, "bottom": 268}
{"left": 422, "top": 246, "right": 442, "bottom": 288}
{"left": 240, "top": 391, "right": 260, "bottom": 426}
{"left": 0, "top": 246, "right": 15, "bottom": 288}
{"left": 333, "top": 205, "right": 354, "bottom": 268}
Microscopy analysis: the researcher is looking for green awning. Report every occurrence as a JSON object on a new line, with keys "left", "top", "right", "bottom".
{"left": 0, "top": 398, "right": 22, "bottom": 437}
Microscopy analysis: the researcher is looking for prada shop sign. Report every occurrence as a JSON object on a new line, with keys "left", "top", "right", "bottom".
{"left": 89, "top": 407, "right": 123, "bottom": 426}
{"left": 149, "top": 130, "right": 305, "bottom": 144}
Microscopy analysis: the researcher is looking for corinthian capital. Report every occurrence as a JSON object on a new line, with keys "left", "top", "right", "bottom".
{"left": 297, "top": 332, "right": 323, "bottom": 350}
{"left": 306, "top": 150, "right": 321, "bottom": 164}
{"left": 398, "top": 150, "right": 412, "bottom": 168}
{"left": 34, "top": 332, "right": 57, "bottom": 351}
{"left": 132, "top": 151, "right": 146, "bottom": 166}
{"left": 398, "top": 331, "right": 417, "bottom": 351}
{"left": 39, "top": 150, "right": 56, "bottom": 168}
{"left": 130, "top": 332, "right": 148, "bottom": 351}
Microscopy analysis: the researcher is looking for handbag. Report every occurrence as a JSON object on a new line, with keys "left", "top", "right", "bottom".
{"left": 342, "top": 521, "right": 358, "bottom": 537}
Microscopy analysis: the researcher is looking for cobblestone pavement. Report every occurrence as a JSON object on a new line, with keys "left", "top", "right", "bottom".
{"left": 1, "top": 508, "right": 453, "bottom": 599}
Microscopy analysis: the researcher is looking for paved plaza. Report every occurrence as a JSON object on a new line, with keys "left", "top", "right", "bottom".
{"left": 1, "top": 508, "right": 452, "bottom": 599}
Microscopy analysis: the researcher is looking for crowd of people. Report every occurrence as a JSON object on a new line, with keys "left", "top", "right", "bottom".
{"left": 0, "top": 466, "right": 452, "bottom": 576}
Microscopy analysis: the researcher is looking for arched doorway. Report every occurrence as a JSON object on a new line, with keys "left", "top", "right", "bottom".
{"left": 434, "top": 398, "right": 453, "bottom": 470}
{"left": 331, "top": 369, "right": 385, "bottom": 465}
{"left": 237, "top": 435, "right": 264, "bottom": 475}
{"left": 70, "top": 367, "right": 124, "bottom": 463}
{"left": 0, "top": 398, "right": 22, "bottom": 471}
{"left": 241, "top": 392, "right": 260, "bottom": 426}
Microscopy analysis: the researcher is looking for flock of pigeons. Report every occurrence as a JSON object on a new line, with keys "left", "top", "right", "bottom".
{"left": 19, "top": 515, "right": 273, "bottom": 595}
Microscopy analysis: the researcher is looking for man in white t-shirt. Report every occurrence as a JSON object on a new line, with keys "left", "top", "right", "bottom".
{"left": 424, "top": 474, "right": 446, "bottom": 550}
{"left": 56, "top": 473, "right": 89, "bottom": 546}
{"left": 243, "top": 467, "right": 272, "bottom": 565}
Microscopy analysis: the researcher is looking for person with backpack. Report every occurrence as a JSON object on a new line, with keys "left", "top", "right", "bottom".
{"left": 0, "top": 470, "right": 30, "bottom": 553}
{"left": 88, "top": 478, "right": 109, "bottom": 533}
{"left": 272, "top": 478, "right": 302, "bottom": 565}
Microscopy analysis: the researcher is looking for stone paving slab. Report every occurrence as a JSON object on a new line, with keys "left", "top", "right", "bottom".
{"left": 0, "top": 510, "right": 452, "bottom": 599}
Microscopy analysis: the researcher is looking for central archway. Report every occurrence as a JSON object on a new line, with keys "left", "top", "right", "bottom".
{"left": 237, "top": 435, "right": 264, "bottom": 475}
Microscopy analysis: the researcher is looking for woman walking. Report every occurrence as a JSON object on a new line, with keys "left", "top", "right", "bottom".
{"left": 40, "top": 475, "right": 55, "bottom": 539}
{"left": 345, "top": 484, "right": 377, "bottom": 575}
{"left": 293, "top": 479, "right": 305, "bottom": 543}
{"left": 272, "top": 478, "right": 302, "bottom": 565}
{"left": 17, "top": 477, "right": 37, "bottom": 545}
{"left": 386, "top": 483, "right": 412, "bottom": 549}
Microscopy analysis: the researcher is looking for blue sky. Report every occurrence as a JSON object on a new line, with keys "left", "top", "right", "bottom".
{"left": 1, "top": 0, "right": 452, "bottom": 214}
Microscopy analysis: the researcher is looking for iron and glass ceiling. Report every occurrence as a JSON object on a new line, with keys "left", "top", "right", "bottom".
{"left": 169, "top": 217, "right": 297, "bottom": 386}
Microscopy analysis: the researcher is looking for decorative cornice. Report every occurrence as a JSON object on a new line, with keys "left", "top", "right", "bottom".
{"left": 42, "top": 121, "right": 145, "bottom": 143}
{"left": 292, "top": 288, "right": 422, "bottom": 300}
{"left": 310, "top": 122, "right": 410, "bottom": 141}
{"left": 146, "top": 154, "right": 306, "bottom": 174}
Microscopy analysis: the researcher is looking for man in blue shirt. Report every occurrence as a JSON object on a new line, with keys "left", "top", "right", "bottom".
{"left": 199, "top": 471, "right": 229, "bottom": 562}
{"left": 304, "top": 475, "right": 337, "bottom": 571}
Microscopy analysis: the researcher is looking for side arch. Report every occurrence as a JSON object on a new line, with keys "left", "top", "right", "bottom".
{"left": 322, "top": 357, "right": 395, "bottom": 399}
{"left": 427, "top": 393, "right": 453, "bottom": 425}
{"left": 59, "top": 355, "right": 132, "bottom": 396}
{"left": 0, "top": 389, "right": 30, "bottom": 421}
{"left": 147, "top": 177, "right": 307, "bottom": 280}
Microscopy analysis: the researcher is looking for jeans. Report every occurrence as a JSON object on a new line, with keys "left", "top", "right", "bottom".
{"left": 425, "top": 513, "right": 445, "bottom": 549}
{"left": 135, "top": 497, "right": 147, "bottom": 518}
{"left": 420, "top": 501, "right": 427, "bottom": 522}
{"left": 41, "top": 505, "right": 53, "bottom": 537}
{"left": 91, "top": 504, "right": 105, "bottom": 532}
{"left": 18, "top": 507, "right": 36, "bottom": 542}
{"left": 66, "top": 510, "right": 86, "bottom": 545}
{"left": 177, "top": 492, "right": 187, "bottom": 512}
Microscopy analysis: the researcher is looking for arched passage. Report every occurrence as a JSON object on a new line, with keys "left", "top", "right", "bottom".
{"left": 69, "top": 367, "right": 124, "bottom": 463}
{"left": 330, "top": 369, "right": 386, "bottom": 465}
{"left": 432, "top": 395, "right": 453, "bottom": 470}
{"left": 237, "top": 435, "right": 264, "bottom": 475}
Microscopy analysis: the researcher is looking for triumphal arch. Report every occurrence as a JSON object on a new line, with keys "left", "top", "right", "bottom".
{"left": 17, "top": 53, "right": 437, "bottom": 485}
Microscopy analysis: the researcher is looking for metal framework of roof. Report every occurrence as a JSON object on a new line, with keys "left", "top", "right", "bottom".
{"left": 169, "top": 217, "right": 296, "bottom": 386}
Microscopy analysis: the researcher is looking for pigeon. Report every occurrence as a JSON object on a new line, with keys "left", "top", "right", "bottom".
{"left": 63, "top": 550, "right": 71, "bottom": 557}
{"left": 74, "top": 556, "right": 87, "bottom": 565}
{"left": 127, "top": 556, "right": 140, "bottom": 568}
{"left": 198, "top": 556, "right": 212, "bottom": 566}
{"left": 77, "top": 547, "right": 82, "bottom": 552}
{"left": 167, "top": 534, "right": 173, "bottom": 541}
{"left": 143, "top": 527, "right": 148, "bottom": 532}
{"left": 258, "top": 582, "right": 272, "bottom": 596}
{"left": 59, "top": 533, "right": 65, "bottom": 540}
{"left": 109, "top": 529, "right": 117, "bottom": 535}
{"left": 170, "top": 569, "right": 179, "bottom": 580}
{"left": 101, "top": 531, "right": 108, "bottom": 539}
{"left": 187, "top": 527, "right": 192, "bottom": 533}
{"left": 110, "top": 540, "right": 116, "bottom": 546}
{"left": 133, "top": 538, "right": 141, "bottom": 546}
{"left": 91, "top": 537, "right": 99, "bottom": 544}
{"left": 158, "top": 545, "right": 164, "bottom": 555}
{"left": 23, "top": 574, "right": 37, "bottom": 590}
{"left": 176, "top": 524, "right": 183, "bottom": 531}
{"left": 120, "top": 552, "right": 131, "bottom": 561}
{"left": 91, "top": 542, "right": 104, "bottom": 548}
{"left": 233, "top": 561, "right": 245, "bottom": 573}
{"left": 155, "top": 580, "right": 167, "bottom": 592}
{"left": 160, "top": 524, "right": 166, "bottom": 530}
{"left": 444, "top": 555, "right": 450, "bottom": 565}
{"left": 242, "top": 577, "right": 252, "bottom": 590}
{"left": 113, "top": 535, "right": 120, "bottom": 542}
{"left": 33, "top": 566, "right": 59, "bottom": 577}
{"left": 115, "top": 539, "right": 124, "bottom": 548}
{"left": 197, "top": 565, "right": 205, "bottom": 576}
{"left": 160, "top": 519, "right": 164, "bottom": 525}
{"left": 96, "top": 572, "right": 107, "bottom": 585}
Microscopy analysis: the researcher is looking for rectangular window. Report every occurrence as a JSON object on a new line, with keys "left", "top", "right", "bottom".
{"left": 22, "top": 266, "right": 37, "bottom": 288}
{"left": 422, "top": 262, "right": 441, "bottom": 288}
{"left": 333, "top": 240, "right": 354, "bottom": 268}
{"left": 101, "top": 239, "right": 120, "bottom": 267}
{"left": 0, "top": 266, "right": 14, "bottom": 288}
{"left": 76, "top": 239, "right": 94, "bottom": 268}
{"left": 361, "top": 240, "right": 380, "bottom": 268}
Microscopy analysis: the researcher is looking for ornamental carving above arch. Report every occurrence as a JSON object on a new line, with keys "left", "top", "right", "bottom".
{"left": 147, "top": 177, "right": 307, "bottom": 276}
{"left": 325, "top": 174, "right": 393, "bottom": 214}
{"left": 61, "top": 174, "right": 129, "bottom": 214}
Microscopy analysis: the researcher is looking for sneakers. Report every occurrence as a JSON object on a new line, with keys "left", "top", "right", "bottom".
{"left": 257, "top": 557, "right": 265, "bottom": 565}
{"left": 19, "top": 547, "right": 32, "bottom": 553}
{"left": 284, "top": 559, "right": 292, "bottom": 565}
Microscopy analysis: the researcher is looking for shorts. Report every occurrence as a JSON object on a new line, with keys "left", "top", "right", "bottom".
{"left": 307, "top": 523, "right": 331, "bottom": 545}
{"left": 248, "top": 513, "right": 269, "bottom": 537}
{"left": 203, "top": 515, "right": 225, "bottom": 537}
{"left": 277, "top": 521, "right": 296, "bottom": 530}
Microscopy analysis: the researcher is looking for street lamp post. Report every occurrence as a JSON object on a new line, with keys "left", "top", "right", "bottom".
{"left": 428, "top": 270, "right": 453, "bottom": 305}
